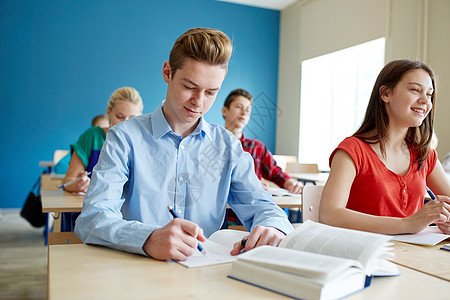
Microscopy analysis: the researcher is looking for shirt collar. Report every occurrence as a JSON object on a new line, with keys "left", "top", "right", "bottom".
{"left": 151, "top": 102, "right": 172, "bottom": 140}
{"left": 151, "top": 101, "right": 213, "bottom": 142}
{"left": 194, "top": 116, "right": 214, "bottom": 142}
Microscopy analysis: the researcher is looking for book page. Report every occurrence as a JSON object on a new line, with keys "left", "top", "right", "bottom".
{"left": 392, "top": 226, "right": 450, "bottom": 245}
{"left": 176, "top": 229, "right": 248, "bottom": 268}
{"left": 208, "top": 229, "right": 248, "bottom": 251}
{"left": 230, "top": 256, "right": 366, "bottom": 300}
{"left": 237, "top": 245, "right": 358, "bottom": 280}
{"left": 279, "top": 220, "right": 393, "bottom": 273}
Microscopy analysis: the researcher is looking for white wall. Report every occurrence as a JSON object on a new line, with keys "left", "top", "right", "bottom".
{"left": 277, "top": 0, "right": 450, "bottom": 160}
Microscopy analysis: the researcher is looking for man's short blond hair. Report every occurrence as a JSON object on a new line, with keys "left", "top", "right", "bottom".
{"left": 169, "top": 28, "right": 233, "bottom": 77}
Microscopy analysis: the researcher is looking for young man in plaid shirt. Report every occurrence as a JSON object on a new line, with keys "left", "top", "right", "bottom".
{"left": 222, "top": 89, "right": 303, "bottom": 224}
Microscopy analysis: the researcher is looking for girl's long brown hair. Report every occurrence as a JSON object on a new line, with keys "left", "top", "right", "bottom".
{"left": 354, "top": 59, "right": 436, "bottom": 169}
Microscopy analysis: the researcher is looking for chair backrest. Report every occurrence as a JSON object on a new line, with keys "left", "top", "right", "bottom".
{"left": 301, "top": 185, "right": 324, "bottom": 222}
{"left": 286, "top": 163, "right": 319, "bottom": 174}
{"left": 273, "top": 155, "right": 298, "bottom": 171}
{"left": 53, "top": 150, "right": 69, "bottom": 164}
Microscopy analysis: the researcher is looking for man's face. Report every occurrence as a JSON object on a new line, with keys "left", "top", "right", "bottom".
{"left": 162, "top": 58, "right": 226, "bottom": 134}
{"left": 222, "top": 96, "right": 252, "bottom": 130}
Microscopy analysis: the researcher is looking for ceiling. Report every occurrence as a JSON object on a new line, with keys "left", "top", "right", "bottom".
{"left": 217, "top": 0, "right": 299, "bottom": 10}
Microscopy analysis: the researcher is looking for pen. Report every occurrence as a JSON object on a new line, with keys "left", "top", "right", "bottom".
{"left": 425, "top": 186, "right": 438, "bottom": 203}
{"left": 58, "top": 172, "right": 91, "bottom": 189}
{"left": 167, "top": 205, "right": 207, "bottom": 256}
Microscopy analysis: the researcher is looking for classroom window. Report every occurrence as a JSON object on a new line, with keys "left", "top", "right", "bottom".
{"left": 298, "top": 38, "right": 385, "bottom": 170}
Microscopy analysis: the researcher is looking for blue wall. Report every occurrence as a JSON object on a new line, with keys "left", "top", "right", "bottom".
{"left": 0, "top": 0, "right": 280, "bottom": 208}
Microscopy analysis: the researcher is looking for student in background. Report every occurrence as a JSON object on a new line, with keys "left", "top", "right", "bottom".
{"left": 222, "top": 89, "right": 303, "bottom": 194}
{"left": 54, "top": 114, "right": 111, "bottom": 174}
{"left": 320, "top": 59, "right": 450, "bottom": 235}
{"left": 62, "top": 87, "right": 143, "bottom": 194}
{"left": 75, "top": 28, "right": 293, "bottom": 260}
{"left": 60, "top": 87, "right": 143, "bottom": 232}
{"left": 91, "top": 114, "right": 109, "bottom": 128}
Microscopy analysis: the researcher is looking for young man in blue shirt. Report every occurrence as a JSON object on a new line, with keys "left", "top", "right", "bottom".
{"left": 75, "top": 28, "right": 293, "bottom": 261}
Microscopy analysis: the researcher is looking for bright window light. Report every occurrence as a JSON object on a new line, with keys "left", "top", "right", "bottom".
{"left": 299, "top": 38, "right": 385, "bottom": 170}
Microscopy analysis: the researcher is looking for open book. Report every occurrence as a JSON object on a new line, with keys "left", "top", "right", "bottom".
{"left": 441, "top": 243, "right": 450, "bottom": 252}
{"left": 228, "top": 220, "right": 399, "bottom": 300}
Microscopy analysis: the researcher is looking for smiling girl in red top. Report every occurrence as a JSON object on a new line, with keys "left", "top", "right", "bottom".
{"left": 320, "top": 59, "right": 450, "bottom": 235}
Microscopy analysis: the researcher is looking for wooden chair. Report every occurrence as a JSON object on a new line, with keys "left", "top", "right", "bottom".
{"left": 53, "top": 149, "right": 69, "bottom": 164}
{"left": 301, "top": 185, "right": 324, "bottom": 222}
{"left": 273, "top": 155, "right": 298, "bottom": 171}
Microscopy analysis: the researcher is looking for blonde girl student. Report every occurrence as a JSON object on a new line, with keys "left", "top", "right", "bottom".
{"left": 63, "top": 87, "right": 143, "bottom": 194}
{"left": 319, "top": 59, "right": 450, "bottom": 235}
{"left": 61, "top": 87, "right": 143, "bottom": 231}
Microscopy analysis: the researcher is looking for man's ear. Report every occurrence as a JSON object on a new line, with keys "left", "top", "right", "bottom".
{"left": 379, "top": 85, "right": 391, "bottom": 103}
{"left": 162, "top": 61, "right": 171, "bottom": 83}
{"left": 221, "top": 106, "right": 228, "bottom": 119}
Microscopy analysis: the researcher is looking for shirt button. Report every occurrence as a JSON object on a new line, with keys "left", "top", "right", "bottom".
{"left": 179, "top": 176, "right": 183, "bottom": 181}
{"left": 180, "top": 145, "right": 185, "bottom": 150}
{"left": 177, "top": 209, "right": 182, "bottom": 214}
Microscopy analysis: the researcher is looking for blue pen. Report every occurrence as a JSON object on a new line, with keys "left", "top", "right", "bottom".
{"left": 58, "top": 172, "right": 91, "bottom": 189}
{"left": 167, "top": 205, "right": 207, "bottom": 256}
{"left": 425, "top": 186, "right": 439, "bottom": 203}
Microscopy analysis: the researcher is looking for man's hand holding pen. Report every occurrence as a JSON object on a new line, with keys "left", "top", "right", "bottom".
{"left": 230, "top": 225, "right": 285, "bottom": 256}
{"left": 143, "top": 217, "right": 207, "bottom": 261}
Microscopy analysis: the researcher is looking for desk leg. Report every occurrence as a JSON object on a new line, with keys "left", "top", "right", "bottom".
{"left": 52, "top": 213, "right": 61, "bottom": 233}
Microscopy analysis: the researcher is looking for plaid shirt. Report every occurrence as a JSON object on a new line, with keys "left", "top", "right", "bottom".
{"left": 240, "top": 134, "right": 291, "bottom": 188}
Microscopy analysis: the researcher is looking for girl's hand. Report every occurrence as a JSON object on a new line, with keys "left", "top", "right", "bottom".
{"left": 435, "top": 195, "right": 450, "bottom": 234}
{"left": 403, "top": 196, "right": 450, "bottom": 233}
{"left": 64, "top": 170, "right": 90, "bottom": 193}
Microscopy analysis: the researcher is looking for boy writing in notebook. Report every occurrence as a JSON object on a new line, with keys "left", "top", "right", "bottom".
{"left": 75, "top": 28, "right": 293, "bottom": 260}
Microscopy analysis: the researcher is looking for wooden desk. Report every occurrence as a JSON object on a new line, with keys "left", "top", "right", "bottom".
{"left": 41, "top": 174, "right": 64, "bottom": 191}
{"left": 272, "top": 195, "right": 301, "bottom": 208}
{"left": 289, "top": 172, "right": 329, "bottom": 184}
{"left": 39, "top": 160, "right": 55, "bottom": 173}
{"left": 48, "top": 244, "right": 450, "bottom": 300}
{"left": 40, "top": 190, "right": 299, "bottom": 232}
{"left": 391, "top": 240, "right": 450, "bottom": 281}
{"left": 225, "top": 195, "right": 301, "bottom": 210}
{"left": 39, "top": 160, "right": 55, "bottom": 167}
{"left": 41, "top": 190, "right": 84, "bottom": 232}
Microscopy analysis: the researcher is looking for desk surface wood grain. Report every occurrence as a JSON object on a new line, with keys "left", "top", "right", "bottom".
{"left": 391, "top": 240, "right": 450, "bottom": 281}
{"left": 48, "top": 244, "right": 450, "bottom": 300}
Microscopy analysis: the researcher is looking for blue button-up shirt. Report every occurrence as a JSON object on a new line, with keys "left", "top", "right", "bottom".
{"left": 75, "top": 104, "right": 293, "bottom": 255}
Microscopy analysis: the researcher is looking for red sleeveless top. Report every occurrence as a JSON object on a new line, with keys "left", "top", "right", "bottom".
{"left": 330, "top": 137, "right": 437, "bottom": 217}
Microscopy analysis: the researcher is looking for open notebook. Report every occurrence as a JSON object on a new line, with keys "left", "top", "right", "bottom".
{"left": 175, "top": 229, "right": 248, "bottom": 268}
